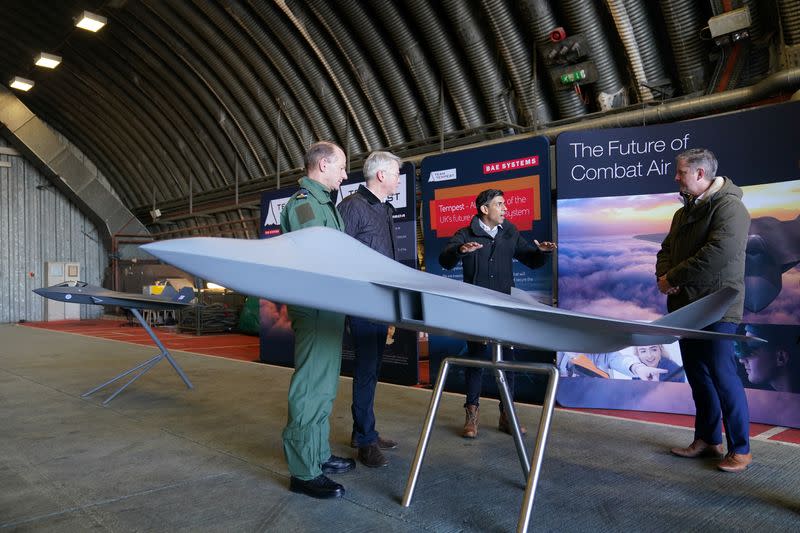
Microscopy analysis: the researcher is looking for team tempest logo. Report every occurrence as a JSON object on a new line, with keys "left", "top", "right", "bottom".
{"left": 483, "top": 156, "right": 539, "bottom": 174}
{"left": 428, "top": 168, "right": 457, "bottom": 182}
{"left": 264, "top": 196, "right": 293, "bottom": 226}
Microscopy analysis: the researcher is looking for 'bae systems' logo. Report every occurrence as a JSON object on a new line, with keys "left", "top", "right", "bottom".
{"left": 483, "top": 156, "right": 539, "bottom": 174}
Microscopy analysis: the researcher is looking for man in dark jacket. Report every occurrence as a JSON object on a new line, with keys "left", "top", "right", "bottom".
{"left": 656, "top": 148, "right": 752, "bottom": 473}
{"left": 439, "top": 189, "right": 556, "bottom": 438}
{"left": 338, "top": 151, "right": 402, "bottom": 468}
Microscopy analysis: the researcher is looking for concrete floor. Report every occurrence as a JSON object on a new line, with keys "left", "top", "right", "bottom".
{"left": 2, "top": 324, "right": 799, "bottom": 532}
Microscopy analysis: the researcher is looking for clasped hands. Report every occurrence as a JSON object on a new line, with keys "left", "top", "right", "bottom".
{"left": 657, "top": 274, "right": 681, "bottom": 295}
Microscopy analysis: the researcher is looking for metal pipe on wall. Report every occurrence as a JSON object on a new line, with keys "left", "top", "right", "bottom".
{"left": 519, "top": 0, "right": 588, "bottom": 119}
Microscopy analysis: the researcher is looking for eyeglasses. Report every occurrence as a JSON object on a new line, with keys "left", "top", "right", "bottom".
{"left": 734, "top": 342, "right": 757, "bottom": 358}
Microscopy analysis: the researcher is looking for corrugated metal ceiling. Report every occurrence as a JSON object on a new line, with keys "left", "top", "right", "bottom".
{"left": 1, "top": 0, "right": 799, "bottom": 238}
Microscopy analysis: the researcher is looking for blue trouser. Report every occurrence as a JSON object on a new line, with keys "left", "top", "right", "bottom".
{"left": 464, "top": 341, "right": 515, "bottom": 413}
{"left": 282, "top": 306, "right": 345, "bottom": 480}
{"left": 349, "top": 316, "right": 388, "bottom": 447}
{"left": 679, "top": 321, "right": 750, "bottom": 454}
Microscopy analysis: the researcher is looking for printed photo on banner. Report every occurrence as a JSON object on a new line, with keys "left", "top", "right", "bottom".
{"left": 553, "top": 101, "right": 800, "bottom": 428}
{"left": 556, "top": 178, "right": 800, "bottom": 426}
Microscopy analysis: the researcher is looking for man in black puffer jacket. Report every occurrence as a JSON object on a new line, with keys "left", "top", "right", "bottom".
{"left": 439, "top": 189, "right": 556, "bottom": 438}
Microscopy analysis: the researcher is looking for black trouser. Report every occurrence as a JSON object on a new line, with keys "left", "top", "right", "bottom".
{"left": 349, "top": 316, "right": 388, "bottom": 447}
{"left": 464, "top": 341, "right": 514, "bottom": 413}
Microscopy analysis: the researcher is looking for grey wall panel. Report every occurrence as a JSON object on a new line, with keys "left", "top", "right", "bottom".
{"left": 0, "top": 137, "right": 107, "bottom": 323}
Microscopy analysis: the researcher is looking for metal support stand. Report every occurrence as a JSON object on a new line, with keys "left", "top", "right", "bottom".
{"left": 82, "top": 308, "right": 193, "bottom": 405}
{"left": 402, "top": 342, "right": 559, "bottom": 533}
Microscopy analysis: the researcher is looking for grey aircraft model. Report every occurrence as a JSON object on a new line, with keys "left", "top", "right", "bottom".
{"left": 141, "top": 227, "right": 763, "bottom": 531}
{"left": 34, "top": 281, "right": 195, "bottom": 310}
{"left": 33, "top": 281, "right": 196, "bottom": 404}
{"left": 142, "top": 226, "right": 760, "bottom": 353}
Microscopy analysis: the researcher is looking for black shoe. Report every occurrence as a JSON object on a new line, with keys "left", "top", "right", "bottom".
{"left": 321, "top": 455, "right": 356, "bottom": 474}
{"left": 289, "top": 474, "right": 344, "bottom": 499}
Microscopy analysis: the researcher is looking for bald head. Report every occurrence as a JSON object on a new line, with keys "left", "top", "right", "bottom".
{"left": 304, "top": 141, "right": 347, "bottom": 191}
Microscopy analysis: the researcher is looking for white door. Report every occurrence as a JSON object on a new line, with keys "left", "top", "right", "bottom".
{"left": 44, "top": 262, "right": 82, "bottom": 321}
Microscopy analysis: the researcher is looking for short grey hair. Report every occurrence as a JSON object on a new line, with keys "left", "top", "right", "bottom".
{"left": 304, "top": 141, "right": 341, "bottom": 172}
{"left": 363, "top": 150, "right": 402, "bottom": 182}
{"left": 676, "top": 148, "right": 718, "bottom": 180}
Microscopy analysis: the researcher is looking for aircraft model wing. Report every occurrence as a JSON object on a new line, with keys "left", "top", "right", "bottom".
{"left": 141, "top": 227, "right": 762, "bottom": 353}
{"left": 33, "top": 282, "right": 195, "bottom": 311}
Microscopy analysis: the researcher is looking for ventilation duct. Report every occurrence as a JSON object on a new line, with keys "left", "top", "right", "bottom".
{"left": 0, "top": 87, "right": 149, "bottom": 252}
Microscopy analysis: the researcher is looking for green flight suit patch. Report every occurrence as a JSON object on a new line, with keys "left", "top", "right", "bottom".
{"left": 296, "top": 202, "right": 314, "bottom": 225}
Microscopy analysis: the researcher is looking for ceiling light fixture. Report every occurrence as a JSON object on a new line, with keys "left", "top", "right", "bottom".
{"left": 35, "top": 52, "right": 62, "bottom": 69}
{"left": 10, "top": 76, "right": 35, "bottom": 91}
{"left": 75, "top": 11, "right": 107, "bottom": 32}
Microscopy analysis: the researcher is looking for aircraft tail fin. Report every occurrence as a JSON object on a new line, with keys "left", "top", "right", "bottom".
{"left": 651, "top": 287, "right": 737, "bottom": 329}
{"left": 159, "top": 285, "right": 177, "bottom": 298}
{"left": 174, "top": 286, "right": 196, "bottom": 303}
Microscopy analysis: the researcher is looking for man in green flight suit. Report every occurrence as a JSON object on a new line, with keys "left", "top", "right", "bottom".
{"left": 280, "top": 141, "right": 354, "bottom": 499}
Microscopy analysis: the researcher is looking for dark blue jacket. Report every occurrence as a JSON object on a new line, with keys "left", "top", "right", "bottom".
{"left": 439, "top": 216, "right": 549, "bottom": 294}
{"left": 338, "top": 184, "right": 397, "bottom": 260}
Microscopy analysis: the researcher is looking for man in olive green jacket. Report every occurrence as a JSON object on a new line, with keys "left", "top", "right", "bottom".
{"left": 280, "top": 141, "right": 354, "bottom": 499}
{"left": 656, "top": 147, "right": 752, "bottom": 473}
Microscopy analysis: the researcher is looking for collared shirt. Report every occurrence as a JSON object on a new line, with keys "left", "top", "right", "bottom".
{"left": 478, "top": 218, "right": 502, "bottom": 239}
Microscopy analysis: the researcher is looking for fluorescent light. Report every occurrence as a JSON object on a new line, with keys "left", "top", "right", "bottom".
{"left": 206, "top": 282, "right": 226, "bottom": 290}
{"left": 10, "top": 76, "right": 34, "bottom": 91}
{"left": 35, "top": 52, "right": 62, "bottom": 69}
{"left": 75, "top": 11, "right": 107, "bottom": 32}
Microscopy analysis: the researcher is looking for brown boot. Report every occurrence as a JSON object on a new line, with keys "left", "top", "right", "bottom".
{"left": 670, "top": 439, "right": 725, "bottom": 459}
{"left": 350, "top": 433, "right": 398, "bottom": 449}
{"left": 717, "top": 452, "right": 752, "bottom": 472}
{"left": 358, "top": 443, "right": 389, "bottom": 468}
{"left": 498, "top": 410, "right": 527, "bottom": 436}
{"left": 462, "top": 405, "right": 479, "bottom": 438}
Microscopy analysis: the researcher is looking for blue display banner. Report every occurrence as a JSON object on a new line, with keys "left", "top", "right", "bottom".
{"left": 420, "top": 137, "right": 556, "bottom": 403}
{"left": 555, "top": 101, "right": 800, "bottom": 427}
{"left": 422, "top": 137, "right": 554, "bottom": 294}
{"left": 257, "top": 163, "right": 420, "bottom": 385}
